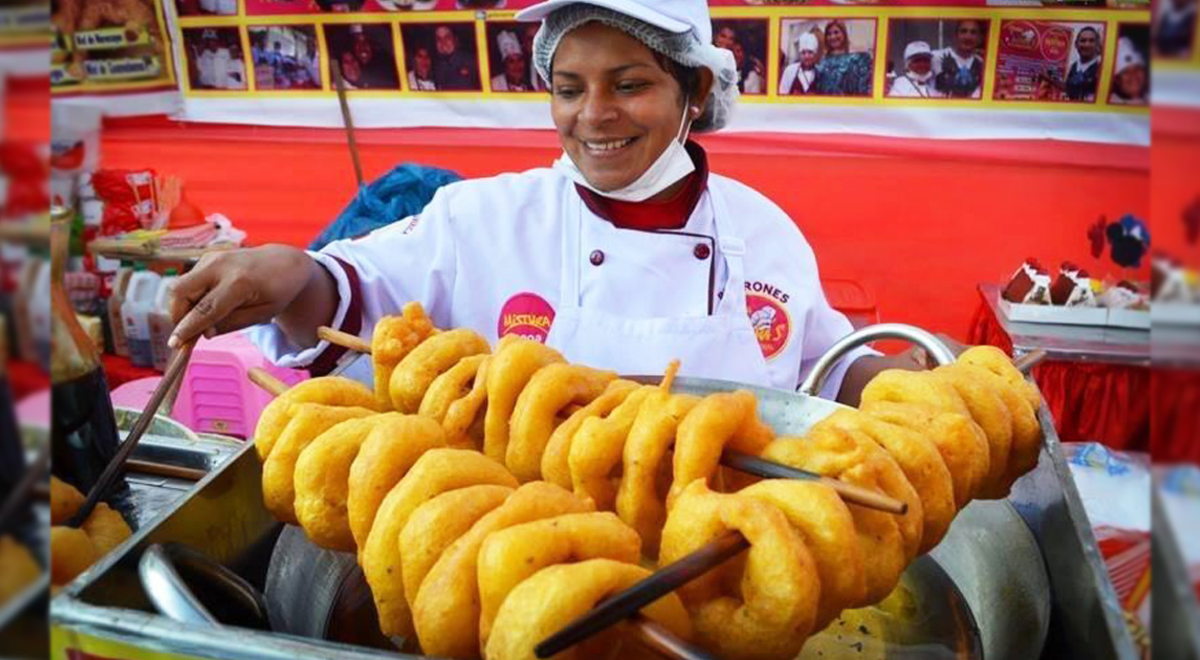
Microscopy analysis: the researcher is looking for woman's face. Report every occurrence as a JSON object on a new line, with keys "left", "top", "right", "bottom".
{"left": 413, "top": 47, "right": 432, "bottom": 77}
{"left": 908, "top": 54, "right": 931, "bottom": 75}
{"left": 340, "top": 50, "right": 361, "bottom": 83}
{"left": 825, "top": 23, "right": 847, "bottom": 52}
{"left": 551, "top": 23, "right": 704, "bottom": 194}
{"left": 1116, "top": 65, "right": 1147, "bottom": 99}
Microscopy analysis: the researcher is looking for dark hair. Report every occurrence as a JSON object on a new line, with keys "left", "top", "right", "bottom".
{"left": 1077, "top": 26, "right": 1100, "bottom": 40}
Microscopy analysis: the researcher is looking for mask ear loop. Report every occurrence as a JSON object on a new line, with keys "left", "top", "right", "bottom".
{"left": 678, "top": 99, "right": 697, "bottom": 144}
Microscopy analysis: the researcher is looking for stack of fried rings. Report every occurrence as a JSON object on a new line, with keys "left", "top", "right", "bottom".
{"left": 253, "top": 304, "right": 1043, "bottom": 660}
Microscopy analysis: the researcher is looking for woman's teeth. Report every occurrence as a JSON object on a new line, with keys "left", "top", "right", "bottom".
{"left": 584, "top": 138, "right": 633, "bottom": 152}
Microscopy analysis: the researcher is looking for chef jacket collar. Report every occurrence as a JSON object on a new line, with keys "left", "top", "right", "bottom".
{"left": 575, "top": 140, "right": 709, "bottom": 232}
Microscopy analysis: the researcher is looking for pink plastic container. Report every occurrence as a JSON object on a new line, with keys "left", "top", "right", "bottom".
{"left": 171, "top": 332, "right": 308, "bottom": 439}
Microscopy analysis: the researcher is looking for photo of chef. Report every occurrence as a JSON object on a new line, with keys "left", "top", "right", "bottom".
{"left": 485, "top": 23, "right": 531, "bottom": 92}
{"left": 175, "top": 0, "right": 238, "bottom": 16}
{"left": 993, "top": 20, "right": 1104, "bottom": 103}
{"left": 1110, "top": 24, "right": 1150, "bottom": 105}
{"left": 182, "top": 27, "right": 248, "bottom": 91}
{"left": 400, "top": 23, "right": 481, "bottom": 91}
{"left": 778, "top": 18, "right": 876, "bottom": 97}
{"left": 457, "top": 0, "right": 505, "bottom": 7}
{"left": 324, "top": 23, "right": 400, "bottom": 90}
{"left": 712, "top": 19, "right": 767, "bottom": 96}
{"left": 249, "top": 25, "right": 322, "bottom": 90}
{"left": 1154, "top": 0, "right": 1196, "bottom": 59}
{"left": 245, "top": 0, "right": 378, "bottom": 14}
{"left": 886, "top": 19, "right": 988, "bottom": 100}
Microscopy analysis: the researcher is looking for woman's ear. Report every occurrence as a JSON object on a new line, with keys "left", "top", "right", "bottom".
{"left": 693, "top": 67, "right": 715, "bottom": 117}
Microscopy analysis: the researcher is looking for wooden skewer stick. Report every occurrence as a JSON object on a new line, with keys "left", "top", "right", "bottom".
{"left": 125, "top": 459, "right": 207, "bottom": 482}
{"left": 248, "top": 367, "right": 289, "bottom": 397}
{"left": 302, "top": 331, "right": 912, "bottom": 516}
{"left": 630, "top": 614, "right": 718, "bottom": 660}
{"left": 68, "top": 339, "right": 197, "bottom": 528}
{"left": 331, "top": 59, "right": 365, "bottom": 189}
{"left": 536, "top": 530, "right": 748, "bottom": 659}
{"left": 1012, "top": 349, "right": 1048, "bottom": 374}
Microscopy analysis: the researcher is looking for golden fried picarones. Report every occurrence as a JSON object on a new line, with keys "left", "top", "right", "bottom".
{"left": 0, "top": 536, "right": 40, "bottom": 606}
{"left": 419, "top": 354, "right": 488, "bottom": 426}
{"left": 261, "top": 405, "right": 376, "bottom": 524}
{"left": 363, "top": 449, "right": 518, "bottom": 640}
{"left": 390, "top": 329, "right": 491, "bottom": 414}
{"left": 411, "top": 482, "right": 593, "bottom": 660}
{"left": 485, "top": 559, "right": 693, "bottom": 660}
{"left": 294, "top": 412, "right": 404, "bottom": 551}
{"left": 542, "top": 379, "right": 642, "bottom": 490}
{"left": 660, "top": 481, "right": 819, "bottom": 660}
{"left": 958, "top": 345, "right": 1042, "bottom": 410}
{"left": 475, "top": 511, "right": 642, "bottom": 649}
{"left": 81, "top": 503, "right": 133, "bottom": 556}
{"left": 933, "top": 364, "right": 1014, "bottom": 499}
{"left": 506, "top": 364, "right": 617, "bottom": 482}
{"left": 372, "top": 302, "right": 439, "bottom": 410}
{"left": 50, "top": 527, "right": 98, "bottom": 587}
{"left": 50, "top": 475, "right": 85, "bottom": 525}
{"left": 617, "top": 388, "right": 699, "bottom": 558}
{"left": 346, "top": 414, "right": 448, "bottom": 553}
{"left": 483, "top": 339, "right": 565, "bottom": 464}
{"left": 253, "top": 377, "right": 379, "bottom": 461}
{"left": 568, "top": 387, "right": 656, "bottom": 512}
{"left": 821, "top": 410, "right": 956, "bottom": 553}
{"left": 667, "top": 390, "right": 775, "bottom": 509}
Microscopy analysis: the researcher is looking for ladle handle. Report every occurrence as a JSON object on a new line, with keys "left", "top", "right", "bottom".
{"left": 798, "top": 323, "right": 956, "bottom": 397}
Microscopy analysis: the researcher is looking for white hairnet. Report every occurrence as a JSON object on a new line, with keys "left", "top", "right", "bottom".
{"left": 532, "top": 4, "right": 739, "bottom": 132}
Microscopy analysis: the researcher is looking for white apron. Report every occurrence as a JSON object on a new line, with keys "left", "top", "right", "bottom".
{"left": 545, "top": 183, "right": 773, "bottom": 387}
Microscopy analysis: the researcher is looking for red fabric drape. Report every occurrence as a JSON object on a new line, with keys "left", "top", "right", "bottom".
{"left": 1152, "top": 368, "right": 1200, "bottom": 464}
{"left": 970, "top": 299, "right": 1149, "bottom": 451}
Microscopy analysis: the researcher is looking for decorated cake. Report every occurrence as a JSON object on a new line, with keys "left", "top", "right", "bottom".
{"left": 1151, "top": 253, "right": 1198, "bottom": 304}
{"left": 1101, "top": 280, "right": 1149, "bottom": 310}
{"left": 1002, "top": 258, "right": 1052, "bottom": 304}
{"left": 1049, "top": 262, "right": 1099, "bottom": 307}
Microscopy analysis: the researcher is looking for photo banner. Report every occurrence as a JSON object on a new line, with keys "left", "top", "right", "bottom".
{"left": 86, "top": 0, "right": 1189, "bottom": 142}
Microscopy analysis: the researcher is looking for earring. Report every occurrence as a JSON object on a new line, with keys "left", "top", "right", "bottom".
{"left": 690, "top": 105, "right": 701, "bottom": 117}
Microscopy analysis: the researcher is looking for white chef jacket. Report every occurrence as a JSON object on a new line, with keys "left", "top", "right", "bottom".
{"left": 779, "top": 63, "right": 816, "bottom": 95}
{"left": 250, "top": 152, "right": 874, "bottom": 399}
{"left": 888, "top": 74, "right": 941, "bottom": 98}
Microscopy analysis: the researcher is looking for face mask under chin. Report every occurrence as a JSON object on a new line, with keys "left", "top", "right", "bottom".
{"left": 555, "top": 102, "right": 696, "bottom": 203}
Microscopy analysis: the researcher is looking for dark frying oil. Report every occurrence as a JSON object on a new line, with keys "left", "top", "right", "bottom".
{"left": 798, "top": 556, "right": 983, "bottom": 659}
{"left": 51, "top": 366, "right": 124, "bottom": 495}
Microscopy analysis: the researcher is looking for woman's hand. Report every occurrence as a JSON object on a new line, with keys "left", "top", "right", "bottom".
{"left": 168, "top": 245, "right": 337, "bottom": 349}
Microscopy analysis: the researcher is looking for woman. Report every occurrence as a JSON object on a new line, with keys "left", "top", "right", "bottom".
{"left": 407, "top": 45, "right": 437, "bottom": 91}
{"left": 1109, "top": 37, "right": 1148, "bottom": 105}
{"left": 813, "top": 20, "right": 872, "bottom": 96}
{"left": 168, "top": 0, "right": 922, "bottom": 405}
{"left": 779, "top": 31, "right": 820, "bottom": 95}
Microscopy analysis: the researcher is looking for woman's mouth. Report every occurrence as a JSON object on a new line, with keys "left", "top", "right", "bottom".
{"left": 581, "top": 137, "right": 637, "bottom": 157}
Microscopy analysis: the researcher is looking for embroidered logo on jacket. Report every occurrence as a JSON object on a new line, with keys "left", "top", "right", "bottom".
{"left": 744, "top": 280, "right": 791, "bottom": 359}
{"left": 498, "top": 292, "right": 556, "bottom": 343}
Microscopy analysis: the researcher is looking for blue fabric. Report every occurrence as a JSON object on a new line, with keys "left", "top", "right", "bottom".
{"left": 309, "top": 163, "right": 463, "bottom": 252}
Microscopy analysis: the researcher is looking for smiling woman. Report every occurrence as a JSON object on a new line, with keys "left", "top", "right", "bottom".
{"left": 169, "top": 0, "right": 929, "bottom": 410}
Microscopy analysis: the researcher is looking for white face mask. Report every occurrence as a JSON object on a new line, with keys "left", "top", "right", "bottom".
{"left": 554, "top": 103, "right": 695, "bottom": 203}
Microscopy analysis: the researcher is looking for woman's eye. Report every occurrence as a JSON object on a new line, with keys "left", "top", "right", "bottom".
{"left": 617, "top": 81, "right": 649, "bottom": 94}
{"left": 554, "top": 87, "right": 581, "bottom": 99}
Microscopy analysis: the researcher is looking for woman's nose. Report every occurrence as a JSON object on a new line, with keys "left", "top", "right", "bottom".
{"left": 578, "top": 90, "right": 619, "bottom": 126}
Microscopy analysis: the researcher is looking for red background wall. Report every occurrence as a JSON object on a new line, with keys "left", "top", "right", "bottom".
{"left": 97, "top": 118, "right": 1151, "bottom": 340}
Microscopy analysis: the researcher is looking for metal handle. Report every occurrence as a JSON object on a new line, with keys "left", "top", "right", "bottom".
{"left": 139, "top": 543, "right": 270, "bottom": 630}
{"left": 798, "top": 323, "right": 956, "bottom": 397}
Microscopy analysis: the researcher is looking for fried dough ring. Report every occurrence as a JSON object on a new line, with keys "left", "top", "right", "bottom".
{"left": 476, "top": 511, "right": 642, "bottom": 648}
{"left": 934, "top": 364, "right": 1014, "bottom": 499}
{"left": 400, "top": 484, "right": 515, "bottom": 611}
{"left": 667, "top": 390, "right": 775, "bottom": 509}
{"left": 660, "top": 481, "right": 819, "bottom": 660}
{"left": 412, "top": 481, "right": 593, "bottom": 660}
{"left": 506, "top": 363, "right": 617, "bottom": 482}
{"left": 483, "top": 339, "right": 566, "bottom": 462}
{"left": 958, "top": 364, "right": 1043, "bottom": 491}
{"left": 485, "top": 559, "right": 693, "bottom": 660}
{"left": 389, "top": 329, "right": 490, "bottom": 414}
{"left": 861, "top": 400, "right": 990, "bottom": 508}
{"left": 346, "top": 415, "right": 448, "bottom": 553}
{"left": 542, "top": 379, "right": 641, "bottom": 490}
{"left": 617, "top": 390, "right": 700, "bottom": 558}
{"left": 958, "top": 345, "right": 1042, "bottom": 410}
{"left": 860, "top": 369, "right": 970, "bottom": 416}
{"left": 362, "top": 449, "right": 518, "bottom": 640}
{"left": 51, "top": 475, "right": 84, "bottom": 526}
{"left": 738, "top": 480, "right": 865, "bottom": 631}
{"left": 253, "top": 376, "right": 379, "bottom": 461}
{"left": 50, "top": 526, "right": 99, "bottom": 587}
{"left": 442, "top": 354, "right": 493, "bottom": 449}
{"left": 0, "top": 536, "right": 40, "bottom": 605}
{"left": 372, "top": 303, "right": 439, "bottom": 410}
{"left": 569, "top": 387, "right": 656, "bottom": 511}
{"left": 418, "top": 354, "right": 488, "bottom": 426}
{"left": 294, "top": 411, "right": 403, "bottom": 551}
{"left": 763, "top": 427, "right": 910, "bottom": 604}
{"left": 81, "top": 503, "right": 132, "bottom": 556}
{"left": 261, "top": 404, "right": 376, "bottom": 524}
{"left": 823, "top": 409, "right": 956, "bottom": 553}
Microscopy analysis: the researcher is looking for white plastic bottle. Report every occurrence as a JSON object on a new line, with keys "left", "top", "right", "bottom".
{"left": 121, "top": 265, "right": 161, "bottom": 368}
{"left": 107, "top": 262, "right": 133, "bottom": 357}
{"left": 148, "top": 269, "right": 179, "bottom": 371}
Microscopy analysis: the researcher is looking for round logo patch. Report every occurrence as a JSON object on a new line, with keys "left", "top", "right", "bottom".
{"left": 745, "top": 293, "right": 791, "bottom": 359}
{"left": 498, "top": 292, "right": 556, "bottom": 344}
